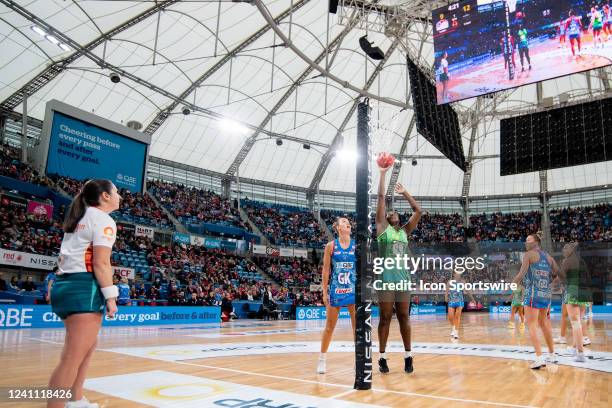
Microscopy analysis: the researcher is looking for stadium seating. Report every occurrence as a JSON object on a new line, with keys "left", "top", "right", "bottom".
{"left": 244, "top": 200, "right": 327, "bottom": 248}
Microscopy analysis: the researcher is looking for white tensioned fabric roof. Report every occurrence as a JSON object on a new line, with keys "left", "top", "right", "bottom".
{"left": 1, "top": 0, "right": 611, "bottom": 198}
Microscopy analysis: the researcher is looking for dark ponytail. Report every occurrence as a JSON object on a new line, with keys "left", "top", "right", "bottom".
{"left": 63, "top": 179, "right": 114, "bottom": 233}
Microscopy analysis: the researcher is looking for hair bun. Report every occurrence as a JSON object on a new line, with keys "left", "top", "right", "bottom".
{"left": 536, "top": 231, "right": 544, "bottom": 239}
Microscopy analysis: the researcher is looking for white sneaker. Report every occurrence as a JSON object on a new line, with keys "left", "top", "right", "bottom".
{"left": 317, "top": 359, "right": 326, "bottom": 374}
{"left": 530, "top": 356, "right": 547, "bottom": 369}
{"left": 65, "top": 398, "right": 99, "bottom": 408}
{"left": 553, "top": 336, "right": 567, "bottom": 344}
{"left": 583, "top": 337, "right": 591, "bottom": 346}
{"left": 545, "top": 353, "right": 557, "bottom": 364}
{"left": 574, "top": 352, "right": 586, "bottom": 363}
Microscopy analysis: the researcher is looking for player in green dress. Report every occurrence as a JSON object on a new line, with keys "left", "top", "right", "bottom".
{"left": 507, "top": 285, "right": 525, "bottom": 327}
{"left": 375, "top": 155, "right": 422, "bottom": 374}
{"left": 558, "top": 242, "right": 592, "bottom": 362}
{"left": 517, "top": 25, "right": 532, "bottom": 72}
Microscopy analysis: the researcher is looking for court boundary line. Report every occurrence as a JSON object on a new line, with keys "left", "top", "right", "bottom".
{"left": 29, "top": 337, "right": 539, "bottom": 408}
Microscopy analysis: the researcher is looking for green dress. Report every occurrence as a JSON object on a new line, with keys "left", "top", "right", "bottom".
{"left": 564, "top": 259, "right": 591, "bottom": 306}
{"left": 511, "top": 287, "right": 524, "bottom": 307}
{"left": 377, "top": 225, "right": 410, "bottom": 290}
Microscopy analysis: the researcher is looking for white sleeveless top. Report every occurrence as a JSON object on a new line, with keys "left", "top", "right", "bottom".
{"left": 58, "top": 206, "right": 116, "bottom": 274}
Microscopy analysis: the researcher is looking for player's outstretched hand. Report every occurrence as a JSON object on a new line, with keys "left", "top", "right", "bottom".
{"left": 395, "top": 183, "right": 407, "bottom": 195}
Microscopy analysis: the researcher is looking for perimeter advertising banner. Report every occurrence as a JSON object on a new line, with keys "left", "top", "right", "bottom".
{"left": 172, "top": 232, "right": 191, "bottom": 245}
{"left": 112, "top": 266, "right": 135, "bottom": 280}
{"left": 0, "top": 249, "right": 57, "bottom": 270}
{"left": 135, "top": 224, "right": 155, "bottom": 239}
{"left": 295, "top": 306, "right": 447, "bottom": 320}
{"left": 0, "top": 305, "right": 220, "bottom": 329}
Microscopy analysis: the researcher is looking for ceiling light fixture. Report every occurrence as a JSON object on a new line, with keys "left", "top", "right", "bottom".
{"left": 31, "top": 26, "right": 72, "bottom": 52}
{"left": 218, "top": 118, "right": 250, "bottom": 135}
{"left": 336, "top": 149, "right": 359, "bottom": 161}
{"left": 31, "top": 25, "right": 46, "bottom": 36}
{"left": 45, "top": 35, "right": 59, "bottom": 45}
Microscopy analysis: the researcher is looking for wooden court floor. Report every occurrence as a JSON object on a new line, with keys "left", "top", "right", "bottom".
{"left": 1, "top": 313, "right": 610, "bottom": 408}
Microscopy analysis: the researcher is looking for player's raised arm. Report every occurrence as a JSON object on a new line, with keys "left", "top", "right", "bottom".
{"left": 395, "top": 182, "right": 422, "bottom": 235}
{"left": 376, "top": 154, "right": 393, "bottom": 234}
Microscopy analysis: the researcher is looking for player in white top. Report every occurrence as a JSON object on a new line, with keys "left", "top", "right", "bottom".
{"left": 48, "top": 179, "right": 121, "bottom": 408}
{"left": 439, "top": 52, "right": 450, "bottom": 102}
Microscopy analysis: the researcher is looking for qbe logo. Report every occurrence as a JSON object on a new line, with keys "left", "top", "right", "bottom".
{"left": 116, "top": 173, "right": 137, "bottom": 186}
{"left": 491, "top": 306, "right": 498, "bottom": 313}
{"left": 0, "top": 308, "right": 33, "bottom": 327}
{"left": 298, "top": 308, "right": 323, "bottom": 320}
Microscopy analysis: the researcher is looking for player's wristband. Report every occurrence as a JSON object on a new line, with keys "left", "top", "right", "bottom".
{"left": 100, "top": 285, "right": 119, "bottom": 300}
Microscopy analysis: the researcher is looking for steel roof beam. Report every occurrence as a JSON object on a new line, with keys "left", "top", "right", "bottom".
{"left": 0, "top": 0, "right": 179, "bottom": 114}
{"left": 225, "top": 8, "right": 361, "bottom": 177}
{"left": 308, "top": 39, "right": 400, "bottom": 191}
{"left": 143, "top": 0, "right": 311, "bottom": 135}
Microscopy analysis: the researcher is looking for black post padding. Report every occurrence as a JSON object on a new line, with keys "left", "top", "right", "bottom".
{"left": 354, "top": 100, "right": 373, "bottom": 390}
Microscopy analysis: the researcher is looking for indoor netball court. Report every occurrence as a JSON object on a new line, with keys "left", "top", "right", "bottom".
{"left": 2, "top": 315, "right": 611, "bottom": 407}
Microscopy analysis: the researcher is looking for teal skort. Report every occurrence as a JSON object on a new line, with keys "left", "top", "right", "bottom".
{"left": 51, "top": 272, "right": 105, "bottom": 320}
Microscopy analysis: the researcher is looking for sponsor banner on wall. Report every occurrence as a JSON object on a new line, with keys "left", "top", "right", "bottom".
{"left": 488, "top": 305, "right": 563, "bottom": 314}
{"left": 112, "top": 266, "right": 135, "bottom": 280}
{"left": 0, "top": 193, "right": 27, "bottom": 209}
{"left": 279, "top": 247, "right": 294, "bottom": 257}
{"left": 411, "top": 306, "right": 447, "bottom": 315}
{"left": 295, "top": 305, "right": 446, "bottom": 320}
{"left": 204, "top": 238, "right": 221, "bottom": 249}
{"left": 135, "top": 224, "right": 155, "bottom": 239}
{"left": 489, "top": 253, "right": 507, "bottom": 261}
{"left": 190, "top": 235, "right": 205, "bottom": 247}
{"left": 252, "top": 244, "right": 267, "bottom": 255}
{"left": 221, "top": 241, "right": 237, "bottom": 250}
{"left": 117, "top": 222, "right": 136, "bottom": 234}
{"left": 0, "top": 249, "right": 57, "bottom": 270}
{"left": 489, "top": 306, "right": 511, "bottom": 313}
{"left": 266, "top": 247, "right": 280, "bottom": 257}
{"left": 309, "top": 284, "right": 322, "bottom": 292}
{"left": 172, "top": 232, "right": 191, "bottom": 245}
{"left": 293, "top": 248, "right": 308, "bottom": 258}
{"left": 296, "top": 306, "right": 380, "bottom": 320}
{"left": 26, "top": 200, "right": 54, "bottom": 220}
{"left": 0, "top": 305, "right": 220, "bottom": 329}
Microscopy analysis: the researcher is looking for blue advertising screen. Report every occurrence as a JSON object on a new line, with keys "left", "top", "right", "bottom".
{"left": 432, "top": 0, "right": 612, "bottom": 103}
{"left": 46, "top": 112, "right": 147, "bottom": 192}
